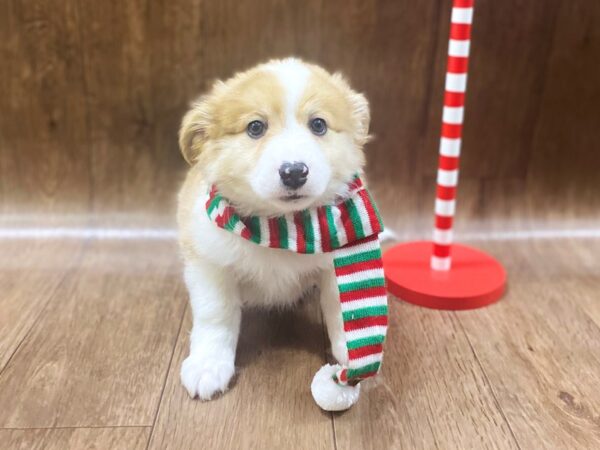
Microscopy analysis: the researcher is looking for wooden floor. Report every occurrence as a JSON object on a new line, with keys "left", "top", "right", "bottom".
{"left": 1, "top": 236, "right": 600, "bottom": 450}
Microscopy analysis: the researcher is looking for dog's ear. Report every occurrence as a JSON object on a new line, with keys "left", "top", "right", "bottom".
{"left": 332, "top": 72, "right": 371, "bottom": 146}
{"left": 348, "top": 91, "right": 371, "bottom": 146}
{"left": 179, "top": 96, "right": 212, "bottom": 165}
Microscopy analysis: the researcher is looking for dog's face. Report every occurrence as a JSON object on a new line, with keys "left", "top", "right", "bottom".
{"left": 180, "top": 58, "right": 370, "bottom": 216}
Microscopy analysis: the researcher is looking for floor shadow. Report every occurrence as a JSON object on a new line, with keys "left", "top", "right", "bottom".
{"left": 235, "top": 297, "right": 327, "bottom": 369}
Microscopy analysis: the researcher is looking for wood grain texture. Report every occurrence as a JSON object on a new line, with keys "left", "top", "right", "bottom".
{"left": 526, "top": 0, "right": 600, "bottom": 217}
{"left": 1, "top": 0, "right": 599, "bottom": 221}
{"left": 199, "top": 0, "right": 323, "bottom": 82}
{"left": 75, "top": 0, "right": 198, "bottom": 214}
{"left": 1, "top": 0, "right": 600, "bottom": 447}
{"left": 148, "top": 296, "right": 335, "bottom": 450}
{"left": 0, "top": 0, "right": 91, "bottom": 214}
{"left": 455, "top": 240, "right": 600, "bottom": 450}
{"left": 0, "top": 238, "right": 599, "bottom": 448}
{"left": 419, "top": 0, "right": 562, "bottom": 180}
{"left": 320, "top": 0, "right": 444, "bottom": 185}
{"left": 458, "top": 283, "right": 600, "bottom": 450}
{"left": 0, "top": 240, "right": 186, "bottom": 428}
{"left": 0, "top": 240, "right": 85, "bottom": 371}
{"left": 332, "top": 299, "right": 518, "bottom": 450}
{"left": 1, "top": 427, "right": 149, "bottom": 450}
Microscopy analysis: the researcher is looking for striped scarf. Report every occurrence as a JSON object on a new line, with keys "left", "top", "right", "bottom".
{"left": 205, "top": 176, "right": 387, "bottom": 386}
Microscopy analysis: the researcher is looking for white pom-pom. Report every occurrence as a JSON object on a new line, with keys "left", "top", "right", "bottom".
{"left": 311, "top": 364, "right": 360, "bottom": 411}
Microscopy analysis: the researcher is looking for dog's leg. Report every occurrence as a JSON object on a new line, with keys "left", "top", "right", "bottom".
{"left": 180, "top": 258, "right": 241, "bottom": 400}
{"left": 319, "top": 269, "right": 348, "bottom": 365}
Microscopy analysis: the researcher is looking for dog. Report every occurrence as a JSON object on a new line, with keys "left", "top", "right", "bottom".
{"left": 177, "top": 58, "right": 372, "bottom": 401}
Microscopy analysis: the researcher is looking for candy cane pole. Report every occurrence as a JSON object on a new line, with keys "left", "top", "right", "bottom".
{"left": 431, "top": 0, "right": 473, "bottom": 271}
{"left": 382, "top": 0, "right": 506, "bottom": 310}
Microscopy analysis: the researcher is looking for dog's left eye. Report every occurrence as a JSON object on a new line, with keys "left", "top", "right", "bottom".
{"left": 309, "top": 117, "right": 327, "bottom": 136}
{"left": 247, "top": 120, "right": 267, "bottom": 139}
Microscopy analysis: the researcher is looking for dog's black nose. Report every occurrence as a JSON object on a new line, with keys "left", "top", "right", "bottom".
{"left": 279, "top": 162, "right": 309, "bottom": 189}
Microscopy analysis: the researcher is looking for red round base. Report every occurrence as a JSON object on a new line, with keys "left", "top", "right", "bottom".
{"left": 383, "top": 241, "right": 506, "bottom": 310}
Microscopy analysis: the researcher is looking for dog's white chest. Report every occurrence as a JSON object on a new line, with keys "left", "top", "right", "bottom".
{"left": 233, "top": 244, "right": 331, "bottom": 307}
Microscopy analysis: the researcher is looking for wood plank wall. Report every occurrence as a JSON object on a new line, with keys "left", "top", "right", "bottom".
{"left": 1, "top": 0, "right": 598, "bottom": 224}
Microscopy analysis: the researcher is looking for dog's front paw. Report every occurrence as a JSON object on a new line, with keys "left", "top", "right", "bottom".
{"left": 180, "top": 354, "right": 235, "bottom": 400}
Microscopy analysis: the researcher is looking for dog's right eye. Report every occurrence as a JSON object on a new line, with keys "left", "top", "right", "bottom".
{"left": 247, "top": 120, "right": 267, "bottom": 139}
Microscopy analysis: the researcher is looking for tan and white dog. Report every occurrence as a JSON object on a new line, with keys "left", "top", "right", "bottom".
{"left": 177, "top": 58, "right": 371, "bottom": 401}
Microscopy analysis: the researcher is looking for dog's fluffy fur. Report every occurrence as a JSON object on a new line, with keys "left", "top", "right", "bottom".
{"left": 177, "top": 58, "right": 370, "bottom": 400}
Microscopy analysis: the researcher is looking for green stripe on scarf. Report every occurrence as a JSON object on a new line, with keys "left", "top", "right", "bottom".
{"left": 225, "top": 214, "right": 240, "bottom": 231}
{"left": 302, "top": 210, "right": 314, "bottom": 253}
{"left": 347, "top": 362, "right": 381, "bottom": 379}
{"left": 346, "top": 199, "right": 365, "bottom": 239}
{"left": 248, "top": 216, "right": 261, "bottom": 244}
{"left": 207, "top": 194, "right": 221, "bottom": 216}
{"left": 278, "top": 216, "right": 288, "bottom": 249}
{"left": 338, "top": 277, "right": 386, "bottom": 293}
{"left": 342, "top": 305, "right": 388, "bottom": 322}
{"left": 347, "top": 334, "right": 386, "bottom": 350}
{"left": 325, "top": 206, "right": 340, "bottom": 249}
{"left": 334, "top": 249, "right": 381, "bottom": 268}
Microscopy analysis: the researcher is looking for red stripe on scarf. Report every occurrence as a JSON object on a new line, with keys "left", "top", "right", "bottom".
{"left": 293, "top": 212, "right": 306, "bottom": 253}
{"left": 268, "top": 218, "right": 279, "bottom": 248}
{"left": 338, "top": 202, "right": 357, "bottom": 242}
{"left": 348, "top": 177, "right": 363, "bottom": 191}
{"left": 348, "top": 343, "right": 383, "bottom": 360}
{"left": 358, "top": 191, "right": 382, "bottom": 234}
{"left": 216, "top": 206, "right": 234, "bottom": 228}
{"left": 340, "top": 286, "right": 387, "bottom": 302}
{"left": 335, "top": 258, "right": 383, "bottom": 276}
{"left": 240, "top": 226, "right": 251, "bottom": 240}
{"left": 344, "top": 314, "right": 388, "bottom": 331}
{"left": 317, "top": 207, "right": 332, "bottom": 252}
{"left": 205, "top": 186, "right": 218, "bottom": 209}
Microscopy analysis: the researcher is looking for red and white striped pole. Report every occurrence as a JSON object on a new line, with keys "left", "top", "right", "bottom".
{"left": 431, "top": 0, "right": 473, "bottom": 271}
{"left": 383, "top": 0, "right": 506, "bottom": 310}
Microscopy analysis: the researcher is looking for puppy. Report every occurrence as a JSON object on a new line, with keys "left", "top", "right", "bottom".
{"left": 177, "top": 58, "right": 371, "bottom": 400}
